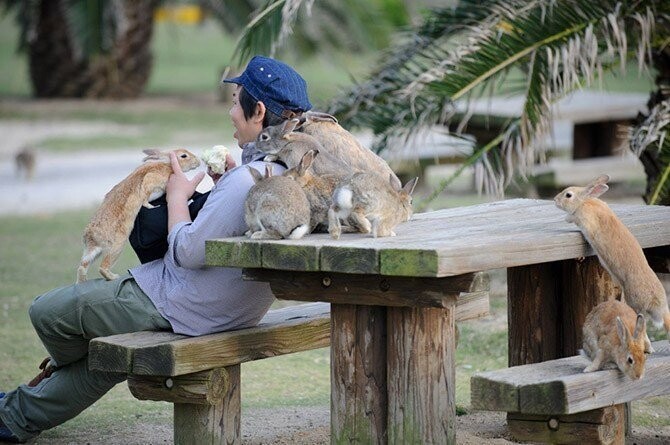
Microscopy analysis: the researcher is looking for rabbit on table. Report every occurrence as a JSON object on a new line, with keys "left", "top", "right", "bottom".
{"left": 254, "top": 119, "right": 346, "bottom": 175}
{"left": 328, "top": 172, "right": 418, "bottom": 239}
{"left": 283, "top": 149, "right": 344, "bottom": 232}
{"left": 582, "top": 299, "right": 647, "bottom": 380}
{"left": 554, "top": 174, "right": 670, "bottom": 349}
{"left": 77, "top": 148, "right": 200, "bottom": 283}
{"left": 244, "top": 164, "right": 311, "bottom": 240}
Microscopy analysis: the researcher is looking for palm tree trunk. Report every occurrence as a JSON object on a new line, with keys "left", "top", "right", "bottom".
{"left": 28, "top": 0, "right": 156, "bottom": 99}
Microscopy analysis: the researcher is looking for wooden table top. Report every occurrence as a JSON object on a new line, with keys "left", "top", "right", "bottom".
{"left": 205, "top": 198, "right": 670, "bottom": 278}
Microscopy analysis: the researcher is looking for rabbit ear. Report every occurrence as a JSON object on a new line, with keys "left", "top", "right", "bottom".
{"left": 585, "top": 182, "right": 609, "bottom": 199}
{"left": 247, "top": 166, "right": 264, "bottom": 183}
{"left": 616, "top": 316, "right": 629, "bottom": 344}
{"left": 633, "top": 314, "right": 646, "bottom": 339}
{"left": 281, "top": 119, "right": 300, "bottom": 139}
{"left": 142, "top": 149, "right": 162, "bottom": 161}
{"left": 389, "top": 174, "right": 402, "bottom": 191}
{"left": 297, "top": 149, "right": 319, "bottom": 176}
{"left": 264, "top": 164, "right": 273, "bottom": 178}
{"left": 403, "top": 177, "right": 419, "bottom": 195}
{"left": 583, "top": 174, "right": 610, "bottom": 198}
{"left": 305, "top": 111, "right": 338, "bottom": 124}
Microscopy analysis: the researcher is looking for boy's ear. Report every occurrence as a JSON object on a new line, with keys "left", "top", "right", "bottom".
{"left": 253, "top": 101, "right": 267, "bottom": 124}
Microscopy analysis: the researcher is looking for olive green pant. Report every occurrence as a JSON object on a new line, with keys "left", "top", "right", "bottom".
{"left": 0, "top": 274, "right": 171, "bottom": 442}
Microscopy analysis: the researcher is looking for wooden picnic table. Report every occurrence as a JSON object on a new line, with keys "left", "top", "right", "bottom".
{"left": 205, "top": 198, "right": 670, "bottom": 444}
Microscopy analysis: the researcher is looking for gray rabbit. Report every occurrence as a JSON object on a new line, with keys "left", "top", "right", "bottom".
{"left": 244, "top": 164, "right": 311, "bottom": 240}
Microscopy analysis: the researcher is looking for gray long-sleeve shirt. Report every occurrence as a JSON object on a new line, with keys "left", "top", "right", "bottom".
{"left": 130, "top": 148, "right": 285, "bottom": 336}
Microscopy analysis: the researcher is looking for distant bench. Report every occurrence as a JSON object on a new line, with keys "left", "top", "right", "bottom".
{"left": 471, "top": 340, "right": 670, "bottom": 444}
{"left": 88, "top": 281, "right": 490, "bottom": 444}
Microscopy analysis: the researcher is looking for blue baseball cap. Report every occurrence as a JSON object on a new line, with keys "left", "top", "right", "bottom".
{"left": 223, "top": 55, "right": 312, "bottom": 118}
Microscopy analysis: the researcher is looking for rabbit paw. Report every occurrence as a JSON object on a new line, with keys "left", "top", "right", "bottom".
{"left": 583, "top": 364, "right": 598, "bottom": 373}
{"left": 99, "top": 268, "right": 119, "bottom": 281}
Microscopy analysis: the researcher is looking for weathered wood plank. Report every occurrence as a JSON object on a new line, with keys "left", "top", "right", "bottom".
{"left": 89, "top": 331, "right": 188, "bottom": 374}
{"left": 261, "top": 242, "right": 319, "bottom": 271}
{"left": 387, "top": 305, "right": 456, "bottom": 444}
{"left": 507, "top": 405, "right": 625, "bottom": 445}
{"left": 320, "top": 244, "right": 379, "bottom": 274}
{"left": 132, "top": 303, "right": 330, "bottom": 376}
{"left": 205, "top": 238, "right": 262, "bottom": 268}
{"left": 471, "top": 341, "right": 670, "bottom": 415}
{"left": 243, "top": 269, "right": 488, "bottom": 309}
{"left": 205, "top": 199, "right": 670, "bottom": 277}
{"left": 128, "top": 367, "right": 230, "bottom": 405}
{"left": 89, "top": 303, "right": 330, "bottom": 376}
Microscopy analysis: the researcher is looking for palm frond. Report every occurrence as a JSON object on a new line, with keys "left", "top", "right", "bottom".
{"left": 230, "top": 0, "right": 406, "bottom": 68}
{"left": 329, "top": 0, "right": 659, "bottom": 199}
{"left": 630, "top": 100, "right": 670, "bottom": 204}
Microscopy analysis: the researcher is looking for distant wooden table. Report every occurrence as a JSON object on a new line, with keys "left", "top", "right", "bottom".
{"left": 206, "top": 198, "right": 670, "bottom": 444}
{"left": 462, "top": 91, "right": 648, "bottom": 158}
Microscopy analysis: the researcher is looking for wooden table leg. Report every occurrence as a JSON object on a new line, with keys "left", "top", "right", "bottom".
{"left": 387, "top": 305, "right": 456, "bottom": 444}
{"left": 330, "top": 303, "right": 457, "bottom": 444}
{"left": 507, "top": 257, "right": 625, "bottom": 444}
{"left": 331, "top": 304, "right": 388, "bottom": 444}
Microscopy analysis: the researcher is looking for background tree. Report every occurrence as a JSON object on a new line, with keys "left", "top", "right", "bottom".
{"left": 0, "top": 0, "right": 409, "bottom": 99}
{"left": 236, "top": 0, "right": 670, "bottom": 205}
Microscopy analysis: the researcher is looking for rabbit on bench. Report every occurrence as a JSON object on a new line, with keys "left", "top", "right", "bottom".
{"left": 581, "top": 299, "right": 647, "bottom": 380}
{"left": 77, "top": 148, "right": 200, "bottom": 283}
{"left": 554, "top": 174, "right": 670, "bottom": 352}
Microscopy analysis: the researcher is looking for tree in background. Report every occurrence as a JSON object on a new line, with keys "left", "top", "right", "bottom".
{"left": 1, "top": 0, "right": 409, "bottom": 99}
{"left": 236, "top": 0, "right": 669, "bottom": 205}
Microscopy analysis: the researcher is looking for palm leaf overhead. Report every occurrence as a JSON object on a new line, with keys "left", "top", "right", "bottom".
{"left": 330, "top": 0, "right": 662, "bottom": 199}
{"left": 230, "top": 0, "right": 409, "bottom": 67}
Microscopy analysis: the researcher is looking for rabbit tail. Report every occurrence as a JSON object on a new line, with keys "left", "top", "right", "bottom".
{"left": 288, "top": 224, "right": 310, "bottom": 240}
{"left": 77, "top": 245, "right": 103, "bottom": 283}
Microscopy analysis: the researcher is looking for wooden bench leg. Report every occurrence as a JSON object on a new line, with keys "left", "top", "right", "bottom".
{"left": 174, "top": 365, "right": 241, "bottom": 445}
{"left": 507, "top": 258, "right": 625, "bottom": 444}
{"left": 128, "top": 365, "right": 241, "bottom": 444}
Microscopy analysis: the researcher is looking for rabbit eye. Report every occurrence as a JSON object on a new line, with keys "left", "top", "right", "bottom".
{"left": 260, "top": 133, "right": 270, "bottom": 141}
{"left": 565, "top": 192, "right": 573, "bottom": 198}
{"left": 627, "top": 356, "right": 634, "bottom": 365}
{"left": 180, "top": 153, "right": 187, "bottom": 158}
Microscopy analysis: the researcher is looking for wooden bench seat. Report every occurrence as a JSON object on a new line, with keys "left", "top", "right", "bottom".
{"left": 89, "top": 284, "right": 490, "bottom": 444}
{"left": 471, "top": 340, "right": 670, "bottom": 443}
{"left": 89, "top": 302, "right": 331, "bottom": 444}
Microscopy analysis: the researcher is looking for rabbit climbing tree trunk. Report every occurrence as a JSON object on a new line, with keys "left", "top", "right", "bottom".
{"left": 506, "top": 256, "right": 627, "bottom": 444}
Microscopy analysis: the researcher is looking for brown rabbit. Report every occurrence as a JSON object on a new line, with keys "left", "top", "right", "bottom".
{"left": 328, "top": 172, "right": 418, "bottom": 239}
{"left": 254, "top": 119, "right": 347, "bottom": 175}
{"left": 299, "top": 111, "right": 398, "bottom": 182}
{"left": 283, "top": 149, "right": 344, "bottom": 232}
{"left": 77, "top": 148, "right": 200, "bottom": 283}
{"left": 581, "top": 299, "right": 647, "bottom": 380}
{"left": 244, "top": 164, "right": 311, "bottom": 240}
{"left": 554, "top": 174, "right": 670, "bottom": 347}
{"left": 15, "top": 147, "right": 36, "bottom": 181}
